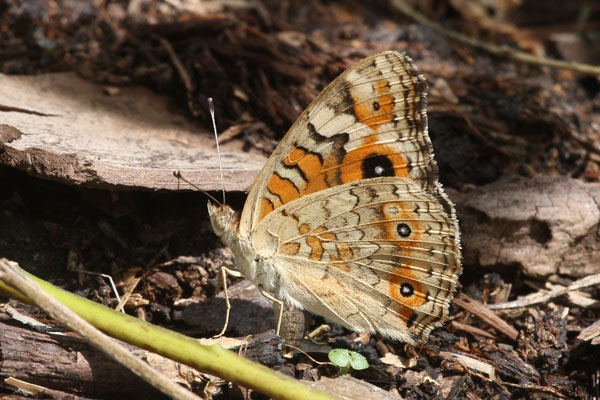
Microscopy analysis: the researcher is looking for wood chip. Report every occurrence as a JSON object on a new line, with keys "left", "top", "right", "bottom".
{"left": 488, "top": 274, "right": 600, "bottom": 310}
{"left": 439, "top": 351, "right": 496, "bottom": 380}
{"left": 0, "top": 73, "right": 266, "bottom": 191}
{"left": 454, "top": 293, "right": 519, "bottom": 341}
{"left": 577, "top": 319, "right": 600, "bottom": 342}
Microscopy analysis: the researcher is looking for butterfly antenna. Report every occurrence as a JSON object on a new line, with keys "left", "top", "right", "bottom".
{"left": 208, "top": 98, "right": 227, "bottom": 205}
{"left": 173, "top": 170, "right": 221, "bottom": 206}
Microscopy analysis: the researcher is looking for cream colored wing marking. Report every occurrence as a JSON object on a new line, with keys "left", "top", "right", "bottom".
{"left": 251, "top": 176, "right": 461, "bottom": 343}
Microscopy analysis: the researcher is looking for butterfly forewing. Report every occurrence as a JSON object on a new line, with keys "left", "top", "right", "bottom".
{"left": 240, "top": 51, "right": 439, "bottom": 232}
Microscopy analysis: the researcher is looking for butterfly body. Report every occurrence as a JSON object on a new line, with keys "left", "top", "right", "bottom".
{"left": 208, "top": 51, "right": 462, "bottom": 344}
{"left": 209, "top": 203, "right": 283, "bottom": 295}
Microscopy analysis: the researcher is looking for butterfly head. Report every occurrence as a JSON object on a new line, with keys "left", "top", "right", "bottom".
{"left": 207, "top": 202, "right": 239, "bottom": 238}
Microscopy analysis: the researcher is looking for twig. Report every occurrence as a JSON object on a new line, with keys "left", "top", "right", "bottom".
{"left": 501, "top": 381, "right": 568, "bottom": 399}
{"left": 450, "top": 320, "right": 496, "bottom": 339}
{"left": 0, "top": 260, "right": 336, "bottom": 400}
{"left": 458, "top": 358, "right": 568, "bottom": 399}
{"left": 4, "top": 377, "right": 76, "bottom": 399}
{"left": 157, "top": 36, "right": 194, "bottom": 92}
{"left": 454, "top": 293, "right": 519, "bottom": 340}
{"left": 0, "top": 259, "right": 203, "bottom": 400}
{"left": 157, "top": 36, "right": 199, "bottom": 116}
{"left": 391, "top": 0, "right": 600, "bottom": 76}
{"left": 488, "top": 273, "right": 600, "bottom": 310}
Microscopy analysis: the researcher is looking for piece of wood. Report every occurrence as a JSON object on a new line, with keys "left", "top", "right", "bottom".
{"left": 310, "top": 375, "right": 402, "bottom": 400}
{"left": 0, "top": 317, "right": 168, "bottom": 398}
{"left": 456, "top": 175, "right": 600, "bottom": 278}
{"left": 488, "top": 274, "right": 600, "bottom": 310}
{"left": 454, "top": 293, "right": 519, "bottom": 341}
{"left": 0, "top": 311, "right": 285, "bottom": 397}
{"left": 0, "top": 73, "right": 266, "bottom": 191}
{"left": 578, "top": 319, "right": 600, "bottom": 344}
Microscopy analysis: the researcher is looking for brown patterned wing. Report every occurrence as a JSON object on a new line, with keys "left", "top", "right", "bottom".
{"left": 251, "top": 177, "right": 461, "bottom": 343}
{"left": 239, "top": 51, "right": 443, "bottom": 235}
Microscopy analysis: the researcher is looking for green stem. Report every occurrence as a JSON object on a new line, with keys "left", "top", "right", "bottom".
{"left": 0, "top": 267, "right": 336, "bottom": 400}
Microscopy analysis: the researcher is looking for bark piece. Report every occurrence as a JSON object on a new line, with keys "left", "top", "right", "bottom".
{"left": 477, "top": 342, "right": 541, "bottom": 385}
{"left": 457, "top": 175, "right": 600, "bottom": 277}
{"left": 0, "top": 318, "right": 169, "bottom": 398}
{"left": 0, "top": 312, "right": 286, "bottom": 397}
{"left": 310, "top": 375, "right": 402, "bottom": 400}
{"left": 454, "top": 293, "right": 519, "bottom": 340}
{"left": 578, "top": 319, "right": 600, "bottom": 344}
{"left": 0, "top": 73, "right": 266, "bottom": 191}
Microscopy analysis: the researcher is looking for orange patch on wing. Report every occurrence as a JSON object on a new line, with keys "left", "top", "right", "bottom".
{"left": 306, "top": 235, "right": 324, "bottom": 261}
{"left": 352, "top": 80, "right": 395, "bottom": 131}
{"left": 302, "top": 148, "right": 344, "bottom": 195}
{"left": 299, "top": 223, "right": 312, "bottom": 235}
{"left": 389, "top": 266, "right": 427, "bottom": 309}
{"left": 285, "top": 147, "right": 307, "bottom": 164}
{"left": 304, "top": 226, "right": 338, "bottom": 261}
{"left": 335, "top": 243, "right": 353, "bottom": 261}
{"left": 258, "top": 198, "right": 275, "bottom": 221}
{"left": 280, "top": 242, "right": 301, "bottom": 256}
{"left": 303, "top": 174, "right": 332, "bottom": 195}
{"left": 381, "top": 201, "right": 424, "bottom": 254}
{"left": 267, "top": 174, "right": 300, "bottom": 205}
{"left": 381, "top": 201, "right": 427, "bottom": 317}
{"left": 284, "top": 147, "right": 325, "bottom": 194}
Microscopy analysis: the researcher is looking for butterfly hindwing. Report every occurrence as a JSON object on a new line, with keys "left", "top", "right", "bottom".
{"left": 251, "top": 177, "right": 461, "bottom": 343}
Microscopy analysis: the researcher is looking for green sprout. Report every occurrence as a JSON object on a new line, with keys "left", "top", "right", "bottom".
{"left": 328, "top": 349, "right": 369, "bottom": 376}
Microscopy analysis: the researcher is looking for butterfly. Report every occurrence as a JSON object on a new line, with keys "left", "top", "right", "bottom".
{"left": 208, "top": 51, "right": 462, "bottom": 344}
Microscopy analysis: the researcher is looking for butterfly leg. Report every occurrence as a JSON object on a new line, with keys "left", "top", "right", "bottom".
{"left": 257, "top": 287, "right": 285, "bottom": 335}
{"left": 213, "top": 265, "right": 243, "bottom": 338}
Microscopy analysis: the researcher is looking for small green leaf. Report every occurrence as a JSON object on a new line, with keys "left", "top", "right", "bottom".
{"left": 328, "top": 349, "right": 369, "bottom": 372}
{"left": 348, "top": 352, "right": 369, "bottom": 370}
{"left": 328, "top": 348, "right": 352, "bottom": 367}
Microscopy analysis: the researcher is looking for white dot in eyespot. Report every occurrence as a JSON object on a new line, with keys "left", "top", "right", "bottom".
{"left": 374, "top": 165, "right": 384, "bottom": 175}
{"left": 400, "top": 283, "right": 414, "bottom": 297}
{"left": 387, "top": 206, "right": 398, "bottom": 214}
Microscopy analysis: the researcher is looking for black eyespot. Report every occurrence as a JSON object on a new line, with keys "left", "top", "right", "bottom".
{"left": 361, "top": 154, "right": 394, "bottom": 178}
{"left": 372, "top": 101, "right": 380, "bottom": 111}
{"left": 397, "top": 223, "right": 411, "bottom": 238}
{"left": 400, "top": 283, "right": 414, "bottom": 297}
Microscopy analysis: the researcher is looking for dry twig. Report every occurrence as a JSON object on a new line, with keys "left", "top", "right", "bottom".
{"left": 454, "top": 293, "right": 519, "bottom": 340}
{"left": 488, "top": 274, "right": 600, "bottom": 310}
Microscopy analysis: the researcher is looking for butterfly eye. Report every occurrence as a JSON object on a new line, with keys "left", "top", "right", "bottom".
{"left": 372, "top": 101, "right": 380, "bottom": 111}
{"left": 400, "top": 282, "right": 414, "bottom": 297}
{"left": 397, "top": 223, "right": 411, "bottom": 238}
{"left": 361, "top": 154, "right": 394, "bottom": 178}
